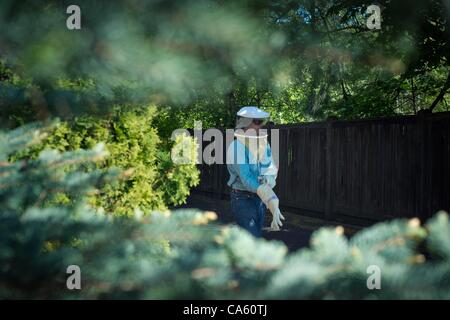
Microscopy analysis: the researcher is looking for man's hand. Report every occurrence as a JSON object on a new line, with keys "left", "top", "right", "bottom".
{"left": 270, "top": 208, "right": 285, "bottom": 231}
{"left": 256, "top": 184, "right": 285, "bottom": 231}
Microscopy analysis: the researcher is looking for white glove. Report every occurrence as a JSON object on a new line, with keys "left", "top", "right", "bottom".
{"left": 270, "top": 208, "right": 285, "bottom": 231}
{"left": 256, "top": 184, "right": 285, "bottom": 231}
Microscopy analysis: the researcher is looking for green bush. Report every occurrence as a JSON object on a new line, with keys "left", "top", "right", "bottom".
{"left": 12, "top": 106, "right": 199, "bottom": 216}
{"left": 1, "top": 123, "right": 450, "bottom": 299}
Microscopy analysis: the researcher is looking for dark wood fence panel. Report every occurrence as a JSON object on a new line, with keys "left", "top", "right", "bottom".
{"left": 193, "top": 112, "right": 450, "bottom": 224}
{"left": 430, "top": 114, "right": 450, "bottom": 217}
{"left": 275, "top": 126, "right": 328, "bottom": 214}
{"left": 329, "top": 118, "right": 421, "bottom": 221}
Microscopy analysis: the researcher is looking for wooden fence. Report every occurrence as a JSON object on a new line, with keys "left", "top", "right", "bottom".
{"left": 193, "top": 112, "right": 450, "bottom": 225}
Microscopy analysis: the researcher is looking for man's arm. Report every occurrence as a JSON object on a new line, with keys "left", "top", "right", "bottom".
{"left": 260, "top": 144, "right": 278, "bottom": 188}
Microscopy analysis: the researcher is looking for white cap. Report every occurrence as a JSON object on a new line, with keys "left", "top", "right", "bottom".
{"left": 236, "top": 106, "right": 269, "bottom": 119}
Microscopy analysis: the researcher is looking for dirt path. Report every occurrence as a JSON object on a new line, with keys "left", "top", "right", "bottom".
{"left": 174, "top": 193, "right": 361, "bottom": 252}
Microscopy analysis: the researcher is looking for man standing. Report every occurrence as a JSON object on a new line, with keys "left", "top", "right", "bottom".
{"left": 226, "top": 106, "right": 285, "bottom": 237}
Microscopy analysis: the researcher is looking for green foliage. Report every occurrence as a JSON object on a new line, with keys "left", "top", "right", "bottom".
{"left": 1, "top": 1, "right": 449, "bottom": 129}
{"left": 0, "top": 0, "right": 279, "bottom": 109}
{"left": 0, "top": 0, "right": 449, "bottom": 300}
{"left": 12, "top": 106, "right": 199, "bottom": 216}
{"left": 1, "top": 123, "right": 450, "bottom": 299}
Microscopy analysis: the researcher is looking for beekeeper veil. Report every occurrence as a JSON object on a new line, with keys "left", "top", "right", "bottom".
{"left": 234, "top": 106, "right": 270, "bottom": 163}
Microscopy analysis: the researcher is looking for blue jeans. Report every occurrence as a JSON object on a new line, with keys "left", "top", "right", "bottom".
{"left": 230, "top": 190, "right": 266, "bottom": 238}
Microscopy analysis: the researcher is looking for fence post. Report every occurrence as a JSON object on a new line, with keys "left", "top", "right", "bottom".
{"left": 417, "top": 110, "right": 433, "bottom": 221}
{"left": 325, "top": 118, "right": 335, "bottom": 220}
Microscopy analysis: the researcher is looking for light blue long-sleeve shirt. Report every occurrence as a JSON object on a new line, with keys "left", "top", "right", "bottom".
{"left": 226, "top": 139, "right": 277, "bottom": 193}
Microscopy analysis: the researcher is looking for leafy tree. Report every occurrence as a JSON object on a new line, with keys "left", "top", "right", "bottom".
{"left": 11, "top": 106, "right": 200, "bottom": 216}
{"left": 1, "top": 0, "right": 448, "bottom": 128}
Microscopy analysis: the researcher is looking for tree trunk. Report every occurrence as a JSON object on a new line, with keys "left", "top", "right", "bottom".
{"left": 411, "top": 77, "right": 417, "bottom": 114}
{"left": 429, "top": 72, "right": 450, "bottom": 112}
